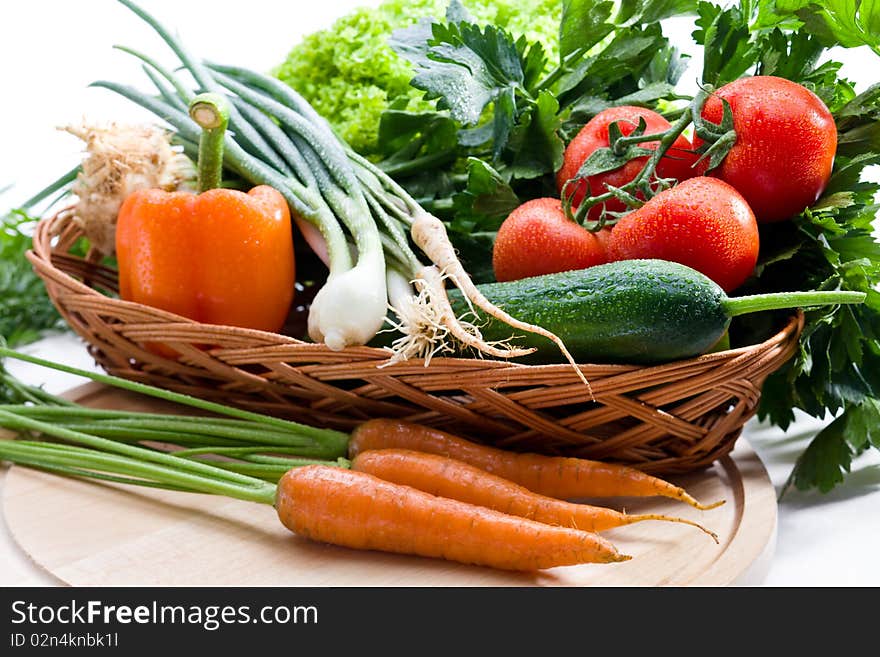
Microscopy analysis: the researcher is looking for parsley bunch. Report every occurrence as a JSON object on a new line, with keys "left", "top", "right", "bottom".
{"left": 0, "top": 209, "right": 65, "bottom": 347}
{"left": 376, "top": 0, "right": 880, "bottom": 492}
{"left": 693, "top": 1, "right": 880, "bottom": 493}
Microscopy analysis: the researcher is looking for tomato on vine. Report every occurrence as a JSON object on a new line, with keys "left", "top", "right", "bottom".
{"left": 556, "top": 106, "right": 702, "bottom": 221}
{"left": 607, "top": 177, "right": 760, "bottom": 293}
{"left": 492, "top": 198, "right": 608, "bottom": 282}
{"left": 695, "top": 76, "right": 837, "bottom": 222}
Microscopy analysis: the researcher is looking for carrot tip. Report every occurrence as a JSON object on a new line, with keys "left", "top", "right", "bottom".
{"left": 693, "top": 499, "right": 726, "bottom": 511}
{"left": 678, "top": 492, "right": 726, "bottom": 510}
{"left": 630, "top": 514, "right": 719, "bottom": 542}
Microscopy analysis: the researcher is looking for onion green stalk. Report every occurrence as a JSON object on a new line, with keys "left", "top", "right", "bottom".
{"left": 0, "top": 345, "right": 349, "bottom": 459}
{"left": 90, "top": 0, "right": 581, "bottom": 370}
{"left": 0, "top": 440, "right": 279, "bottom": 504}
{"left": 0, "top": 345, "right": 351, "bottom": 490}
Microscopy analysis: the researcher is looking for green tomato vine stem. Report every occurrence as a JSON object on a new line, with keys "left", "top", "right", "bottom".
{"left": 564, "top": 87, "right": 723, "bottom": 230}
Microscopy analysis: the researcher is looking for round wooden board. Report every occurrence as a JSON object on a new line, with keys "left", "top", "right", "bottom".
{"left": 3, "top": 383, "right": 777, "bottom": 586}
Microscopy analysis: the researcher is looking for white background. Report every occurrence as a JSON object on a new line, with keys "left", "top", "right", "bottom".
{"left": 1, "top": 0, "right": 879, "bottom": 586}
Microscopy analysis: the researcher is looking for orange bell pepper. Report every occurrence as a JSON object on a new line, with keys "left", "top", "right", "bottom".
{"left": 116, "top": 186, "right": 294, "bottom": 332}
{"left": 114, "top": 93, "right": 295, "bottom": 335}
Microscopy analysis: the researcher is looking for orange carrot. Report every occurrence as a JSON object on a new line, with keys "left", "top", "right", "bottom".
{"left": 275, "top": 465, "right": 631, "bottom": 571}
{"left": 351, "top": 449, "right": 719, "bottom": 542}
{"left": 348, "top": 419, "right": 724, "bottom": 510}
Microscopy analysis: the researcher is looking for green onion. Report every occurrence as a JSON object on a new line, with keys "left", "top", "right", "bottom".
{"left": 97, "top": 0, "right": 578, "bottom": 367}
{"left": 0, "top": 345, "right": 349, "bottom": 458}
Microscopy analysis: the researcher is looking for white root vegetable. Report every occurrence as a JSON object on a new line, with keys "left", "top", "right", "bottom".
{"left": 409, "top": 213, "right": 592, "bottom": 389}
{"left": 62, "top": 122, "right": 193, "bottom": 254}
{"left": 385, "top": 267, "right": 416, "bottom": 313}
{"left": 386, "top": 265, "right": 538, "bottom": 364}
{"left": 308, "top": 259, "right": 388, "bottom": 351}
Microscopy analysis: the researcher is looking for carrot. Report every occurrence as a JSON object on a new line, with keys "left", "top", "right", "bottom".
{"left": 348, "top": 419, "right": 724, "bottom": 510}
{"left": 276, "top": 465, "right": 630, "bottom": 571}
{"left": 0, "top": 350, "right": 632, "bottom": 572}
{"left": 0, "top": 438, "right": 629, "bottom": 572}
{"left": 351, "top": 449, "right": 719, "bottom": 542}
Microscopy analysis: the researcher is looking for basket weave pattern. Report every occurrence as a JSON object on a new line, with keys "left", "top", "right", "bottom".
{"left": 29, "top": 212, "right": 803, "bottom": 474}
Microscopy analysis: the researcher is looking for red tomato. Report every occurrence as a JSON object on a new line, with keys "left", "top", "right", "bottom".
{"left": 593, "top": 226, "right": 613, "bottom": 253}
{"left": 492, "top": 198, "right": 608, "bottom": 282}
{"left": 607, "top": 177, "right": 759, "bottom": 292}
{"left": 556, "top": 106, "right": 702, "bottom": 221}
{"left": 695, "top": 75, "right": 836, "bottom": 222}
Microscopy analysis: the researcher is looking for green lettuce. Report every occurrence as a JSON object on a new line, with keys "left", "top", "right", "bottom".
{"left": 274, "top": 0, "right": 562, "bottom": 157}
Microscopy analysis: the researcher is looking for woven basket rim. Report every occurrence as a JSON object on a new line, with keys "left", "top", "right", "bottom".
{"left": 27, "top": 211, "right": 804, "bottom": 373}
{"left": 27, "top": 211, "right": 807, "bottom": 473}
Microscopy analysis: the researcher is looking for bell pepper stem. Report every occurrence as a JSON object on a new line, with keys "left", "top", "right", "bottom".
{"left": 189, "top": 92, "right": 229, "bottom": 193}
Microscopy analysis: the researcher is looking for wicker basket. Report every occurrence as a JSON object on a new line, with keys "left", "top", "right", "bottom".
{"left": 28, "top": 211, "right": 804, "bottom": 474}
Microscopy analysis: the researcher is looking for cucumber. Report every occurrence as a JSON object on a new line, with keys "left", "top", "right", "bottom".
{"left": 444, "top": 259, "right": 865, "bottom": 364}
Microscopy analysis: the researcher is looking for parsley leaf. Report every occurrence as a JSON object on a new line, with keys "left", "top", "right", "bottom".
{"left": 834, "top": 83, "right": 880, "bottom": 156}
{"left": 559, "top": 23, "right": 668, "bottom": 103}
{"left": 784, "top": 397, "right": 880, "bottom": 494}
{"left": 403, "top": 20, "right": 526, "bottom": 127}
{"left": 504, "top": 90, "right": 566, "bottom": 179}
{"left": 781, "top": 0, "right": 880, "bottom": 54}
{"left": 450, "top": 158, "right": 521, "bottom": 234}
{"left": 0, "top": 209, "right": 65, "bottom": 347}
{"left": 376, "top": 110, "right": 459, "bottom": 178}
{"left": 693, "top": 1, "right": 758, "bottom": 85}
{"left": 559, "top": 0, "right": 615, "bottom": 60}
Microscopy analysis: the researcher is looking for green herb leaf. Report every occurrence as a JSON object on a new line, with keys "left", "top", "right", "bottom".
{"left": 451, "top": 158, "right": 521, "bottom": 233}
{"left": 615, "top": 0, "right": 699, "bottom": 25}
{"left": 834, "top": 83, "right": 880, "bottom": 156}
{"left": 519, "top": 34, "right": 549, "bottom": 94}
{"left": 559, "top": 0, "right": 615, "bottom": 60}
{"left": 492, "top": 86, "right": 517, "bottom": 159}
{"left": 785, "top": 411, "right": 854, "bottom": 493}
{"left": 646, "top": 43, "right": 690, "bottom": 87}
{"left": 789, "top": 0, "right": 880, "bottom": 53}
{"left": 403, "top": 20, "right": 526, "bottom": 127}
{"left": 693, "top": 1, "right": 758, "bottom": 85}
{"left": 376, "top": 110, "right": 459, "bottom": 177}
{"left": 785, "top": 397, "right": 880, "bottom": 493}
{"left": 504, "top": 90, "right": 567, "bottom": 179}
{"left": 559, "top": 24, "right": 667, "bottom": 103}
{"left": 756, "top": 29, "right": 824, "bottom": 81}
{"left": 0, "top": 210, "right": 66, "bottom": 347}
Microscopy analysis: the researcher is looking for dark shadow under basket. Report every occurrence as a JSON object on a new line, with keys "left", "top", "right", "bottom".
{"left": 29, "top": 211, "right": 804, "bottom": 474}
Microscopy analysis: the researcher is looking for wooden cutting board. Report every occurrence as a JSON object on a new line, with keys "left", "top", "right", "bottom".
{"left": 2, "top": 383, "right": 777, "bottom": 586}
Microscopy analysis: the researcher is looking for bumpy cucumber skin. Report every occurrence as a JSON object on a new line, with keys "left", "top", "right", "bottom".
{"left": 449, "top": 259, "right": 732, "bottom": 364}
